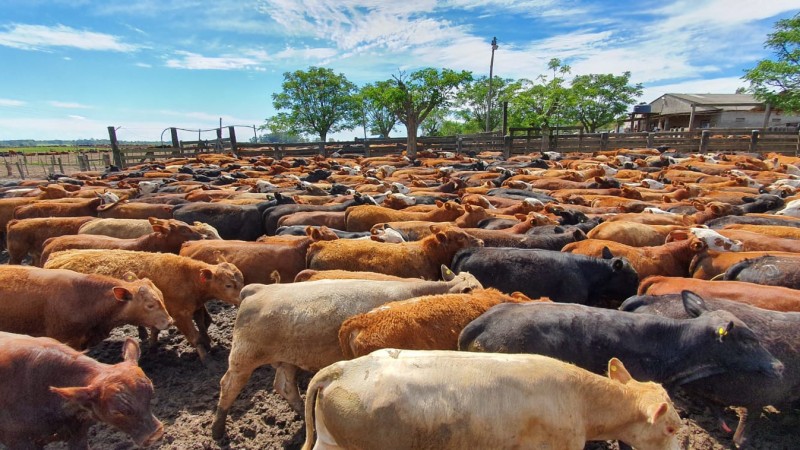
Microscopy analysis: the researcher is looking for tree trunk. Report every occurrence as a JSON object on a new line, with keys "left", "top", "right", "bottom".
{"left": 318, "top": 132, "right": 327, "bottom": 156}
{"left": 405, "top": 118, "right": 418, "bottom": 157}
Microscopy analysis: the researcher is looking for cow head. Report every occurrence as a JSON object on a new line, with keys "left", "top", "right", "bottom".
{"left": 50, "top": 339, "right": 164, "bottom": 447}
{"left": 113, "top": 274, "right": 172, "bottom": 331}
{"left": 606, "top": 358, "right": 682, "bottom": 450}
{"left": 200, "top": 262, "right": 244, "bottom": 306}
{"left": 441, "top": 265, "right": 483, "bottom": 293}
{"left": 677, "top": 290, "right": 784, "bottom": 382}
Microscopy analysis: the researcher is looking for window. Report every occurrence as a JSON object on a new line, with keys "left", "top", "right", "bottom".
{"left": 734, "top": 117, "right": 746, "bottom": 123}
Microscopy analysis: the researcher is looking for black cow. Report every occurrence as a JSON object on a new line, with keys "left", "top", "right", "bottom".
{"left": 464, "top": 228, "right": 585, "bottom": 250}
{"left": 723, "top": 255, "right": 800, "bottom": 289}
{"left": 458, "top": 294, "right": 783, "bottom": 389}
{"left": 620, "top": 292, "right": 798, "bottom": 447}
{"left": 262, "top": 194, "right": 376, "bottom": 236}
{"left": 451, "top": 247, "right": 638, "bottom": 306}
{"left": 739, "top": 194, "right": 784, "bottom": 214}
{"left": 525, "top": 218, "right": 602, "bottom": 235}
{"left": 705, "top": 215, "right": 800, "bottom": 229}
{"left": 275, "top": 225, "right": 371, "bottom": 239}
{"left": 173, "top": 201, "right": 272, "bottom": 241}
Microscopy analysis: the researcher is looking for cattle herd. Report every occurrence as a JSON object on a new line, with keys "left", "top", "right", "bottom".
{"left": 0, "top": 148, "right": 799, "bottom": 449}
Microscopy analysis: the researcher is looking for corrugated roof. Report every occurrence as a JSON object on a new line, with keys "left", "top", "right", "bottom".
{"left": 664, "top": 93, "right": 763, "bottom": 106}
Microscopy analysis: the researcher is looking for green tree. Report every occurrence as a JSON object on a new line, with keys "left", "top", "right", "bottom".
{"left": 358, "top": 81, "right": 398, "bottom": 138}
{"left": 566, "top": 71, "right": 643, "bottom": 132}
{"left": 507, "top": 58, "right": 572, "bottom": 130}
{"left": 271, "top": 66, "right": 358, "bottom": 150}
{"left": 743, "top": 14, "right": 800, "bottom": 112}
{"left": 455, "top": 76, "right": 513, "bottom": 132}
{"left": 381, "top": 68, "right": 472, "bottom": 156}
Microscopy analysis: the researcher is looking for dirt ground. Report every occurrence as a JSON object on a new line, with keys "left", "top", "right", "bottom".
{"left": 34, "top": 299, "right": 799, "bottom": 450}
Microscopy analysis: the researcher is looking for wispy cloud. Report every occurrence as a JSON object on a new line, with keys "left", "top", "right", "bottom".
{"left": 0, "top": 98, "right": 26, "bottom": 107}
{"left": 165, "top": 50, "right": 265, "bottom": 70}
{"left": 0, "top": 23, "right": 138, "bottom": 52}
{"left": 49, "top": 101, "right": 93, "bottom": 109}
{"left": 68, "top": 114, "right": 87, "bottom": 120}
{"left": 135, "top": 62, "right": 152, "bottom": 68}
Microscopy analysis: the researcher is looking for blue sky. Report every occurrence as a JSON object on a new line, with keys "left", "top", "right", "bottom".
{"left": 0, "top": 0, "right": 796, "bottom": 142}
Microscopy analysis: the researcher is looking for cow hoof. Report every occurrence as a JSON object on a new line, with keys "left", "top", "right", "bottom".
{"left": 211, "top": 415, "right": 226, "bottom": 440}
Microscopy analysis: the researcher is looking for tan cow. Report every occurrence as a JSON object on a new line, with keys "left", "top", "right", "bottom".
{"left": 211, "top": 268, "right": 483, "bottom": 439}
{"left": 302, "top": 351, "right": 682, "bottom": 450}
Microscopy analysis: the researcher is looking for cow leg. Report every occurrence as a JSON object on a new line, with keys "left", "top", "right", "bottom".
{"left": 192, "top": 307, "right": 212, "bottom": 351}
{"left": 171, "top": 312, "right": 208, "bottom": 363}
{"left": 732, "top": 408, "right": 750, "bottom": 448}
{"left": 212, "top": 360, "right": 261, "bottom": 440}
{"left": 273, "top": 362, "right": 304, "bottom": 414}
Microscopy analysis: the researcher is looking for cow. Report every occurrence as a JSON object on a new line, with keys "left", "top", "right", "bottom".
{"left": 0, "top": 266, "right": 171, "bottom": 350}
{"left": 722, "top": 255, "right": 800, "bottom": 289}
{"left": 302, "top": 351, "right": 682, "bottom": 450}
{"left": 39, "top": 218, "right": 209, "bottom": 265}
{"left": 339, "top": 288, "right": 538, "bottom": 358}
{"left": 0, "top": 333, "right": 163, "bottom": 448}
{"left": 173, "top": 201, "right": 271, "bottom": 240}
{"left": 43, "top": 249, "right": 244, "bottom": 363}
{"left": 294, "top": 269, "right": 412, "bottom": 283}
{"left": 562, "top": 237, "right": 705, "bottom": 278}
{"left": 689, "top": 249, "right": 800, "bottom": 280}
{"left": 78, "top": 217, "right": 221, "bottom": 240}
{"left": 5, "top": 216, "right": 96, "bottom": 265}
{"left": 586, "top": 222, "right": 687, "bottom": 247}
{"left": 458, "top": 299, "right": 783, "bottom": 391}
{"left": 638, "top": 276, "right": 800, "bottom": 312}
{"left": 307, "top": 224, "right": 483, "bottom": 280}
{"left": 96, "top": 201, "right": 174, "bottom": 220}
{"left": 621, "top": 292, "right": 800, "bottom": 447}
{"left": 344, "top": 200, "right": 464, "bottom": 232}
{"left": 716, "top": 228, "right": 800, "bottom": 252}
{"left": 210, "top": 268, "right": 483, "bottom": 439}
{"left": 451, "top": 247, "right": 638, "bottom": 307}
{"left": 13, "top": 197, "right": 102, "bottom": 220}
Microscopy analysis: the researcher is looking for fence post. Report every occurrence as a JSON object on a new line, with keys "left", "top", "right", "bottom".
{"left": 364, "top": 140, "right": 371, "bottom": 157}
{"left": 540, "top": 128, "right": 549, "bottom": 152}
{"left": 57, "top": 157, "right": 64, "bottom": 174}
{"left": 4, "top": 158, "right": 11, "bottom": 177}
{"left": 170, "top": 128, "right": 180, "bottom": 149}
{"left": 457, "top": 137, "right": 463, "bottom": 155}
{"left": 647, "top": 132, "right": 655, "bottom": 148}
{"left": 796, "top": 129, "right": 800, "bottom": 156}
{"left": 102, "top": 153, "right": 111, "bottom": 167}
{"left": 108, "top": 126, "right": 123, "bottom": 169}
{"left": 16, "top": 161, "right": 25, "bottom": 179}
{"left": 228, "top": 126, "right": 238, "bottom": 158}
{"left": 600, "top": 132, "right": 609, "bottom": 151}
{"left": 750, "top": 130, "right": 759, "bottom": 153}
{"left": 503, "top": 135, "right": 512, "bottom": 159}
{"left": 699, "top": 130, "right": 711, "bottom": 153}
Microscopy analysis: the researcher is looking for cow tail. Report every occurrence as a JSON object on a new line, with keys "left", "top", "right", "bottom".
{"left": 301, "top": 368, "right": 335, "bottom": 450}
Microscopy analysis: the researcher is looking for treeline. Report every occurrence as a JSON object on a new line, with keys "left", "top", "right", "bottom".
{"left": 260, "top": 59, "right": 643, "bottom": 155}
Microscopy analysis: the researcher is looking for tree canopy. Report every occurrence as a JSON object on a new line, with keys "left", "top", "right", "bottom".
{"left": 565, "top": 72, "right": 643, "bottom": 132}
{"left": 271, "top": 66, "right": 358, "bottom": 144}
{"left": 380, "top": 68, "right": 472, "bottom": 155}
{"left": 357, "top": 81, "right": 398, "bottom": 138}
{"left": 743, "top": 14, "right": 800, "bottom": 112}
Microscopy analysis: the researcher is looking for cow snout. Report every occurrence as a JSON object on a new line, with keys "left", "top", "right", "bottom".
{"left": 766, "top": 359, "right": 785, "bottom": 378}
{"left": 139, "top": 419, "right": 164, "bottom": 447}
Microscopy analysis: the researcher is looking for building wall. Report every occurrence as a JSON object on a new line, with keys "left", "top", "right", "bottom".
{"left": 714, "top": 111, "right": 800, "bottom": 129}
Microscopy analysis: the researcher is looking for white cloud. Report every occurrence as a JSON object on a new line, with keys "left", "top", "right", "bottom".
{"left": 166, "top": 50, "right": 264, "bottom": 70}
{"left": 0, "top": 24, "right": 138, "bottom": 52}
{"left": 68, "top": 114, "right": 87, "bottom": 120}
{"left": 49, "top": 101, "right": 93, "bottom": 109}
{"left": 0, "top": 98, "right": 26, "bottom": 107}
{"left": 135, "top": 62, "right": 152, "bottom": 68}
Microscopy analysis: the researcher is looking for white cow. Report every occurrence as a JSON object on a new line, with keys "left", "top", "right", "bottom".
{"left": 302, "top": 350, "right": 682, "bottom": 450}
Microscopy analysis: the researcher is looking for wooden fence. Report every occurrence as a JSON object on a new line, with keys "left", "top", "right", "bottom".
{"left": 0, "top": 150, "right": 113, "bottom": 179}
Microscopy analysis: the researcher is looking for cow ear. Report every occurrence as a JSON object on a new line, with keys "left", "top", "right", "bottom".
{"left": 441, "top": 265, "right": 456, "bottom": 282}
{"left": 435, "top": 200, "right": 444, "bottom": 207}
{"left": 112, "top": 287, "right": 133, "bottom": 302}
{"left": 607, "top": 358, "right": 633, "bottom": 384}
{"left": 269, "top": 270, "right": 281, "bottom": 284}
{"left": 681, "top": 290, "right": 709, "bottom": 318}
{"left": 121, "top": 271, "right": 138, "bottom": 282}
{"left": 212, "top": 250, "right": 227, "bottom": 264}
{"left": 50, "top": 386, "right": 96, "bottom": 409}
{"left": 121, "top": 338, "right": 141, "bottom": 364}
{"left": 200, "top": 268, "right": 213, "bottom": 283}
{"left": 514, "top": 213, "right": 526, "bottom": 221}
{"left": 307, "top": 227, "right": 321, "bottom": 240}
{"left": 464, "top": 204, "right": 473, "bottom": 212}
{"left": 742, "top": 196, "right": 755, "bottom": 203}
{"left": 710, "top": 204, "right": 722, "bottom": 215}
{"left": 601, "top": 246, "right": 614, "bottom": 260}
{"left": 611, "top": 259, "right": 624, "bottom": 271}
{"left": 647, "top": 402, "right": 670, "bottom": 425}
{"left": 435, "top": 232, "right": 448, "bottom": 243}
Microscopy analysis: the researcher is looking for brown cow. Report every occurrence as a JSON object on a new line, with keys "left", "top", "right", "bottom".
{"left": 722, "top": 223, "right": 800, "bottom": 239}
{"left": 0, "top": 333, "right": 164, "bottom": 448}
{"left": 307, "top": 224, "right": 483, "bottom": 280}
{"left": 586, "top": 221, "right": 687, "bottom": 247}
{"left": 6, "top": 216, "right": 96, "bottom": 265}
{"left": 97, "top": 201, "right": 174, "bottom": 219}
{"left": 638, "top": 276, "right": 800, "bottom": 312}
{"left": 78, "top": 217, "right": 221, "bottom": 240}
{"left": 39, "top": 218, "right": 208, "bottom": 265}
{"left": 345, "top": 200, "right": 464, "bottom": 232}
{"left": 339, "top": 288, "right": 540, "bottom": 358}
{"left": 0, "top": 266, "right": 171, "bottom": 349}
{"left": 44, "top": 249, "right": 243, "bottom": 363}
{"left": 717, "top": 228, "right": 800, "bottom": 252}
{"left": 13, "top": 197, "right": 102, "bottom": 220}
{"left": 562, "top": 237, "right": 705, "bottom": 278}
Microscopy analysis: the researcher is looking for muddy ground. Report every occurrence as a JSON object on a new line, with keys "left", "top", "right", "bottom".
{"left": 33, "top": 299, "right": 798, "bottom": 450}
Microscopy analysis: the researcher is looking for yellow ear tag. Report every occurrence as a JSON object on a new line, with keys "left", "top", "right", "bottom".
{"left": 610, "top": 366, "right": 617, "bottom": 372}
{"left": 717, "top": 327, "right": 727, "bottom": 336}
{"left": 446, "top": 269, "right": 452, "bottom": 275}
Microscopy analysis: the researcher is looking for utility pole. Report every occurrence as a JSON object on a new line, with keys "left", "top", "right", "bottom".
{"left": 486, "top": 37, "right": 499, "bottom": 133}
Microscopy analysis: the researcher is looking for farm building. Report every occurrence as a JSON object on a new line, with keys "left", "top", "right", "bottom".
{"left": 641, "top": 93, "right": 800, "bottom": 132}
